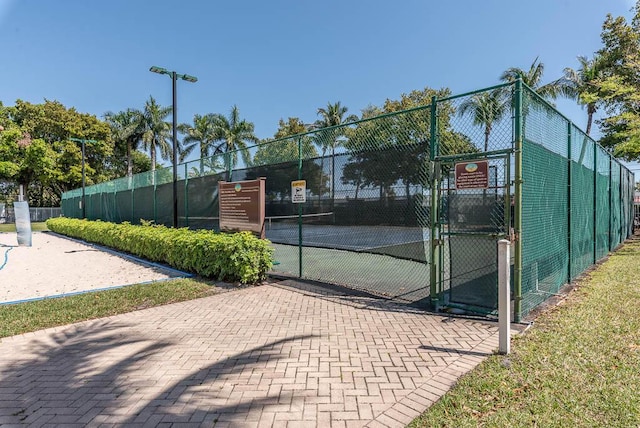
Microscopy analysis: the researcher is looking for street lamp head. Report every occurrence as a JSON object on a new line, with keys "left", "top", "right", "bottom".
{"left": 181, "top": 74, "right": 198, "bottom": 83}
{"left": 149, "top": 66, "right": 169, "bottom": 75}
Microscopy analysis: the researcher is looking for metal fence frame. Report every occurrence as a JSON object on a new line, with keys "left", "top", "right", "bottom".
{"left": 61, "top": 80, "right": 635, "bottom": 320}
{"left": 0, "top": 206, "right": 62, "bottom": 224}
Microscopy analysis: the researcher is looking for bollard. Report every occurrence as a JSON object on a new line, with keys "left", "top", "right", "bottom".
{"left": 498, "top": 239, "right": 511, "bottom": 354}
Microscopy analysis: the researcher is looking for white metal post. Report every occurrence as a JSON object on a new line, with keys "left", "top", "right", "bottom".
{"left": 498, "top": 239, "right": 511, "bottom": 354}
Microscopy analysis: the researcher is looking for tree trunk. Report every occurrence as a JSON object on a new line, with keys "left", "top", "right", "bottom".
{"left": 200, "top": 145, "right": 206, "bottom": 175}
{"left": 586, "top": 105, "right": 595, "bottom": 136}
{"left": 150, "top": 141, "right": 156, "bottom": 172}
{"left": 484, "top": 126, "right": 491, "bottom": 152}
{"left": 127, "top": 139, "right": 133, "bottom": 177}
{"left": 318, "top": 149, "right": 326, "bottom": 209}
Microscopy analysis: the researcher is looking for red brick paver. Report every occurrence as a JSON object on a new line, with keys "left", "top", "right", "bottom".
{"left": 0, "top": 281, "right": 500, "bottom": 427}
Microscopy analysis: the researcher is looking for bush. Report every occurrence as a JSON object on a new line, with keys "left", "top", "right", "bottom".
{"left": 46, "top": 218, "right": 273, "bottom": 284}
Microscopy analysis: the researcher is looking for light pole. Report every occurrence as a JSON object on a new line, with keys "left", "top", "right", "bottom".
{"left": 149, "top": 65, "right": 197, "bottom": 228}
{"left": 70, "top": 138, "right": 97, "bottom": 219}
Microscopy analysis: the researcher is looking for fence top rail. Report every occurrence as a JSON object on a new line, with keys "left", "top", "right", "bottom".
{"left": 436, "top": 81, "right": 514, "bottom": 103}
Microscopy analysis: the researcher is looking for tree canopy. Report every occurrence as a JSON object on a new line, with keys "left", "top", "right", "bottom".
{"left": 590, "top": 4, "right": 640, "bottom": 159}
{"left": 0, "top": 100, "right": 112, "bottom": 205}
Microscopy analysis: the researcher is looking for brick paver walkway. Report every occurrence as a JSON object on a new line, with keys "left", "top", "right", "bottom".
{"left": 0, "top": 281, "right": 500, "bottom": 427}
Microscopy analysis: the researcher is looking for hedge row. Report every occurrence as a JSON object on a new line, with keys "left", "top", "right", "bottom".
{"left": 46, "top": 218, "right": 273, "bottom": 283}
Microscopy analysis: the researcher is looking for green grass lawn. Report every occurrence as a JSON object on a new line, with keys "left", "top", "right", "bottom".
{"left": 0, "top": 278, "right": 222, "bottom": 338}
{"left": 0, "top": 222, "right": 49, "bottom": 232}
{"left": 410, "top": 237, "right": 640, "bottom": 428}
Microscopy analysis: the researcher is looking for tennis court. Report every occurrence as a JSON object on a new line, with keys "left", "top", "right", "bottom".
{"left": 270, "top": 244, "right": 430, "bottom": 304}
{"left": 60, "top": 82, "right": 636, "bottom": 320}
{"left": 265, "top": 213, "right": 428, "bottom": 260}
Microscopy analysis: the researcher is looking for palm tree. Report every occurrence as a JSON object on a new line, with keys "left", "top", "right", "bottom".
{"left": 458, "top": 89, "right": 507, "bottom": 152}
{"left": 314, "top": 102, "right": 358, "bottom": 206}
{"left": 314, "top": 101, "right": 358, "bottom": 153}
{"left": 210, "top": 105, "right": 259, "bottom": 179}
{"left": 103, "top": 109, "right": 143, "bottom": 177}
{"left": 140, "top": 96, "right": 172, "bottom": 174}
{"left": 500, "top": 57, "right": 563, "bottom": 99}
{"left": 178, "top": 113, "right": 219, "bottom": 173}
{"left": 555, "top": 55, "right": 605, "bottom": 135}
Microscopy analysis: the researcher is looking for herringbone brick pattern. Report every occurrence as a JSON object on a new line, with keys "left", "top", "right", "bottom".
{"left": 0, "top": 281, "right": 500, "bottom": 427}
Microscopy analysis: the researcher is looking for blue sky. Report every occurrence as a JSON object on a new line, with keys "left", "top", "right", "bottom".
{"left": 0, "top": 0, "right": 637, "bottom": 169}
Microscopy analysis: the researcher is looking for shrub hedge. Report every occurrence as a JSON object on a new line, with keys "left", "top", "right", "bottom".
{"left": 46, "top": 218, "right": 273, "bottom": 283}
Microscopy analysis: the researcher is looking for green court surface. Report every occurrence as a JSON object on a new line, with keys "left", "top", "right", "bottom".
{"left": 270, "top": 243, "right": 431, "bottom": 305}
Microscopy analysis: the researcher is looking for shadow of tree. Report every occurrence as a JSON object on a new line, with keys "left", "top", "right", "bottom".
{"left": 272, "top": 278, "right": 435, "bottom": 315}
{"left": 0, "top": 320, "right": 171, "bottom": 424}
{"left": 122, "top": 335, "right": 314, "bottom": 426}
{"left": 0, "top": 319, "right": 314, "bottom": 425}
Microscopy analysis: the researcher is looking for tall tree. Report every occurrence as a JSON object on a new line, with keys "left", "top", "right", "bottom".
{"left": 314, "top": 102, "right": 358, "bottom": 206}
{"left": 274, "top": 117, "right": 309, "bottom": 139}
{"left": 249, "top": 118, "right": 322, "bottom": 204}
{"left": 210, "top": 105, "right": 259, "bottom": 174}
{"left": 592, "top": 5, "right": 640, "bottom": 159}
{"left": 4, "top": 99, "right": 111, "bottom": 204}
{"left": 253, "top": 117, "right": 318, "bottom": 166}
{"left": 0, "top": 123, "right": 58, "bottom": 205}
{"left": 104, "top": 108, "right": 144, "bottom": 177}
{"left": 314, "top": 101, "right": 358, "bottom": 157}
{"left": 500, "top": 57, "right": 563, "bottom": 99}
{"left": 178, "top": 113, "right": 219, "bottom": 173}
{"left": 558, "top": 55, "right": 606, "bottom": 136}
{"left": 457, "top": 89, "right": 507, "bottom": 152}
{"left": 140, "top": 96, "right": 172, "bottom": 173}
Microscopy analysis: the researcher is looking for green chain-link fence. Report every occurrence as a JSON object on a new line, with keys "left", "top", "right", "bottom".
{"left": 61, "top": 81, "right": 634, "bottom": 319}
{"left": 519, "top": 86, "right": 634, "bottom": 319}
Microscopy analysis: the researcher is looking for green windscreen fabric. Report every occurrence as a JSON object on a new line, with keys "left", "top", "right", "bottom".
{"left": 520, "top": 91, "right": 570, "bottom": 317}
{"left": 184, "top": 173, "right": 222, "bottom": 230}
{"left": 133, "top": 186, "right": 155, "bottom": 225}
{"left": 623, "top": 169, "right": 631, "bottom": 238}
{"left": 595, "top": 146, "right": 611, "bottom": 259}
{"left": 155, "top": 182, "right": 173, "bottom": 226}
{"left": 611, "top": 161, "right": 622, "bottom": 248}
{"left": 570, "top": 126, "right": 595, "bottom": 279}
{"left": 522, "top": 140, "right": 569, "bottom": 316}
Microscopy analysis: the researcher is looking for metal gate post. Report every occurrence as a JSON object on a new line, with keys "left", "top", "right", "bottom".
{"left": 184, "top": 163, "right": 189, "bottom": 228}
{"left": 498, "top": 239, "right": 511, "bottom": 354}
{"left": 153, "top": 170, "right": 158, "bottom": 224}
{"left": 513, "top": 79, "right": 523, "bottom": 322}
{"left": 298, "top": 137, "right": 303, "bottom": 278}
{"left": 429, "top": 97, "right": 440, "bottom": 309}
{"left": 593, "top": 142, "right": 598, "bottom": 263}
{"left": 567, "top": 121, "right": 572, "bottom": 282}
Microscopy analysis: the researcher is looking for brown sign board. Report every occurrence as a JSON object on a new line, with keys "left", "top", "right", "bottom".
{"left": 455, "top": 160, "right": 489, "bottom": 190}
{"left": 219, "top": 178, "right": 266, "bottom": 238}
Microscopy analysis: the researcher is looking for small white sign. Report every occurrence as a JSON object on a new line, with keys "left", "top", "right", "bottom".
{"left": 291, "top": 180, "right": 306, "bottom": 203}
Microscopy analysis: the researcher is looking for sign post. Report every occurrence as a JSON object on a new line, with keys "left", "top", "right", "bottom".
{"left": 291, "top": 179, "right": 306, "bottom": 277}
